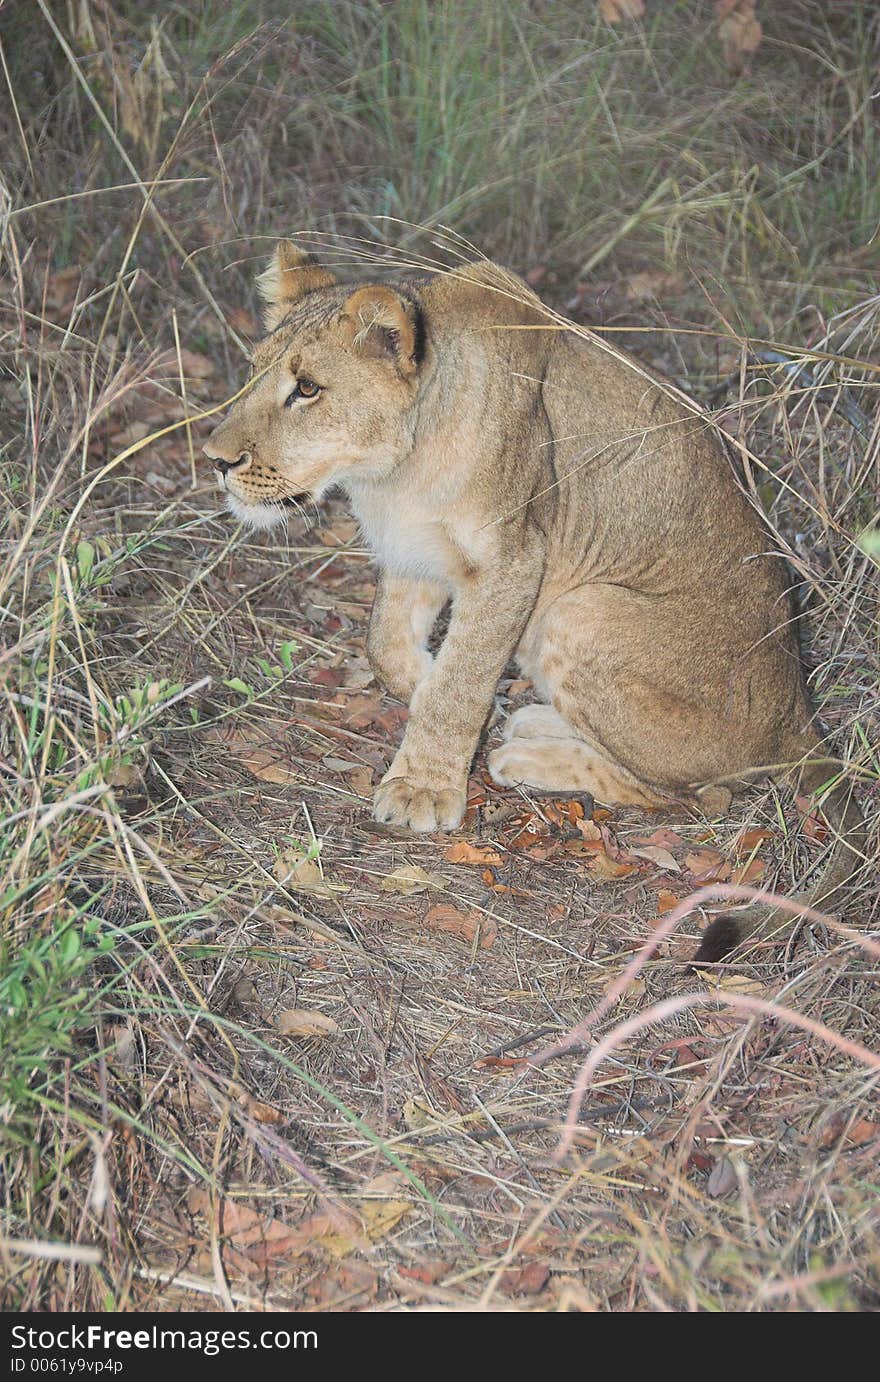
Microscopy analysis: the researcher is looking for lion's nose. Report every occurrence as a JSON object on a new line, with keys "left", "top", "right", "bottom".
{"left": 214, "top": 451, "right": 252, "bottom": 477}
{"left": 202, "top": 437, "right": 253, "bottom": 477}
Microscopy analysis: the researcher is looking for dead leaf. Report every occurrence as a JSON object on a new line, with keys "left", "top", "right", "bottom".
{"left": 706, "top": 1157, "right": 739, "bottom": 1198}
{"left": 307, "top": 1262, "right": 379, "bottom": 1307}
{"left": 500, "top": 1261, "right": 551, "bottom": 1296}
{"left": 698, "top": 970, "right": 764, "bottom": 995}
{"left": 398, "top": 1260, "right": 450, "bottom": 1286}
{"left": 730, "top": 856, "right": 765, "bottom": 885}
{"left": 328, "top": 1201, "right": 410, "bottom": 1256}
{"left": 445, "top": 841, "right": 503, "bottom": 866}
{"left": 277, "top": 1009, "right": 340, "bottom": 1039}
{"left": 208, "top": 722, "right": 299, "bottom": 784}
{"left": 735, "top": 827, "right": 774, "bottom": 854}
{"left": 422, "top": 902, "right": 497, "bottom": 949}
{"left": 186, "top": 1190, "right": 351, "bottom": 1270}
{"left": 236, "top": 746, "right": 298, "bottom": 784}
{"left": 582, "top": 850, "right": 638, "bottom": 881}
{"left": 684, "top": 848, "right": 731, "bottom": 883}
{"left": 598, "top": 0, "right": 645, "bottom": 22}
{"left": 797, "top": 795, "right": 829, "bottom": 844}
{"left": 273, "top": 850, "right": 348, "bottom": 897}
{"left": 846, "top": 1119, "right": 880, "bottom": 1147}
{"left": 655, "top": 888, "right": 682, "bottom": 914}
{"left": 630, "top": 844, "right": 681, "bottom": 872}
{"left": 630, "top": 827, "right": 686, "bottom": 849}
{"left": 480, "top": 868, "right": 532, "bottom": 898}
{"left": 380, "top": 863, "right": 445, "bottom": 895}
{"left": 576, "top": 817, "right": 603, "bottom": 843}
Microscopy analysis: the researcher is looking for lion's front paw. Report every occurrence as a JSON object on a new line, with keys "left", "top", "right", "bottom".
{"left": 373, "top": 765, "right": 466, "bottom": 833}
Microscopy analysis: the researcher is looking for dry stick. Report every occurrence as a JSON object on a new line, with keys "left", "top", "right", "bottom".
{"left": 172, "top": 308, "right": 197, "bottom": 489}
{"left": 6, "top": 178, "right": 208, "bottom": 221}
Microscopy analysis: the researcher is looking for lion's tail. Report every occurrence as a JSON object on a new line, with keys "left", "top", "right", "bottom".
{"left": 693, "top": 747, "right": 865, "bottom": 963}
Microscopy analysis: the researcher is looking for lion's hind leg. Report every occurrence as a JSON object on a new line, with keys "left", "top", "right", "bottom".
{"left": 488, "top": 704, "right": 664, "bottom": 808}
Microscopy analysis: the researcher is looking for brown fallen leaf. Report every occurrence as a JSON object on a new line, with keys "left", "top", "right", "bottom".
{"left": 208, "top": 721, "right": 299, "bottom": 784}
{"left": 480, "top": 867, "right": 532, "bottom": 898}
{"left": 307, "top": 1262, "right": 379, "bottom": 1308}
{"left": 820, "top": 1116, "right": 879, "bottom": 1149}
{"left": 655, "top": 888, "right": 683, "bottom": 914}
{"left": 698, "top": 970, "right": 764, "bottom": 995}
{"left": 630, "top": 827, "right": 687, "bottom": 849}
{"left": 186, "top": 1190, "right": 355, "bottom": 1271}
{"left": 684, "top": 848, "right": 731, "bottom": 883}
{"left": 706, "top": 1157, "right": 740, "bottom": 1199}
{"left": 582, "top": 850, "right": 638, "bottom": 881}
{"left": 500, "top": 1261, "right": 551, "bottom": 1296}
{"left": 380, "top": 863, "right": 445, "bottom": 895}
{"left": 576, "top": 817, "right": 603, "bottom": 842}
{"left": 730, "top": 856, "right": 765, "bottom": 885}
{"left": 277, "top": 1009, "right": 340, "bottom": 1039}
{"left": 273, "top": 850, "right": 349, "bottom": 897}
{"left": 319, "top": 1177, "right": 412, "bottom": 1259}
{"left": 422, "top": 902, "right": 497, "bottom": 949}
{"left": 630, "top": 844, "right": 681, "bottom": 872}
{"left": 397, "top": 1260, "right": 451, "bottom": 1286}
{"left": 734, "top": 827, "right": 774, "bottom": 854}
{"left": 445, "top": 841, "right": 503, "bottom": 866}
{"left": 796, "top": 795, "right": 829, "bottom": 843}
{"left": 236, "top": 746, "right": 298, "bottom": 784}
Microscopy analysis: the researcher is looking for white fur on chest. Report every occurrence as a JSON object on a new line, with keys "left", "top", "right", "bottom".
{"left": 350, "top": 489, "right": 459, "bottom": 584}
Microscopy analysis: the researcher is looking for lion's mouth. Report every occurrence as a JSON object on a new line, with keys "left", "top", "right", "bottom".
{"left": 281, "top": 494, "right": 311, "bottom": 508}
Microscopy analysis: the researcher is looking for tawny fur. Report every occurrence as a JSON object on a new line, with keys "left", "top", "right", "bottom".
{"left": 204, "top": 243, "right": 864, "bottom": 958}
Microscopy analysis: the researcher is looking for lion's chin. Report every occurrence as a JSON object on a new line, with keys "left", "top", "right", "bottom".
{"left": 225, "top": 493, "right": 288, "bottom": 531}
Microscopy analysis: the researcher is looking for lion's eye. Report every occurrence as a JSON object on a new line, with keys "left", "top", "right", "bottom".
{"left": 285, "top": 378, "right": 320, "bottom": 407}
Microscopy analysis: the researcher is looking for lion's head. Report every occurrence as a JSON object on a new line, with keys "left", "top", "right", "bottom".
{"left": 204, "top": 241, "right": 426, "bottom": 529}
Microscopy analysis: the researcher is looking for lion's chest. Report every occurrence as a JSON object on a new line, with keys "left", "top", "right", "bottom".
{"left": 352, "top": 495, "right": 464, "bottom": 586}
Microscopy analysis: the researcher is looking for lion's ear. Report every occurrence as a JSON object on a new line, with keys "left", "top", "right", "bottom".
{"left": 256, "top": 241, "right": 336, "bottom": 330}
{"left": 340, "top": 285, "right": 423, "bottom": 378}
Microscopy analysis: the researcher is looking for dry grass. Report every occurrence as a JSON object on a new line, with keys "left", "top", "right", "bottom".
{"left": 1, "top": 1, "right": 879, "bottom": 1312}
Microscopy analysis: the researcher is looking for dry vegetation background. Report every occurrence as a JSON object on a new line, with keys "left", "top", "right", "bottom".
{"left": 1, "top": 0, "right": 879, "bottom": 1313}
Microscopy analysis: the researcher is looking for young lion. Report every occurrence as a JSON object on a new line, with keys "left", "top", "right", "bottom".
{"left": 204, "top": 242, "right": 863, "bottom": 959}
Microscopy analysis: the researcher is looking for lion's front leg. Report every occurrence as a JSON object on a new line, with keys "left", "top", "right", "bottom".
{"left": 366, "top": 572, "right": 447, "bottom": 704}
{"left": 373, "top": 546, "right": 543, "bottom": 831}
